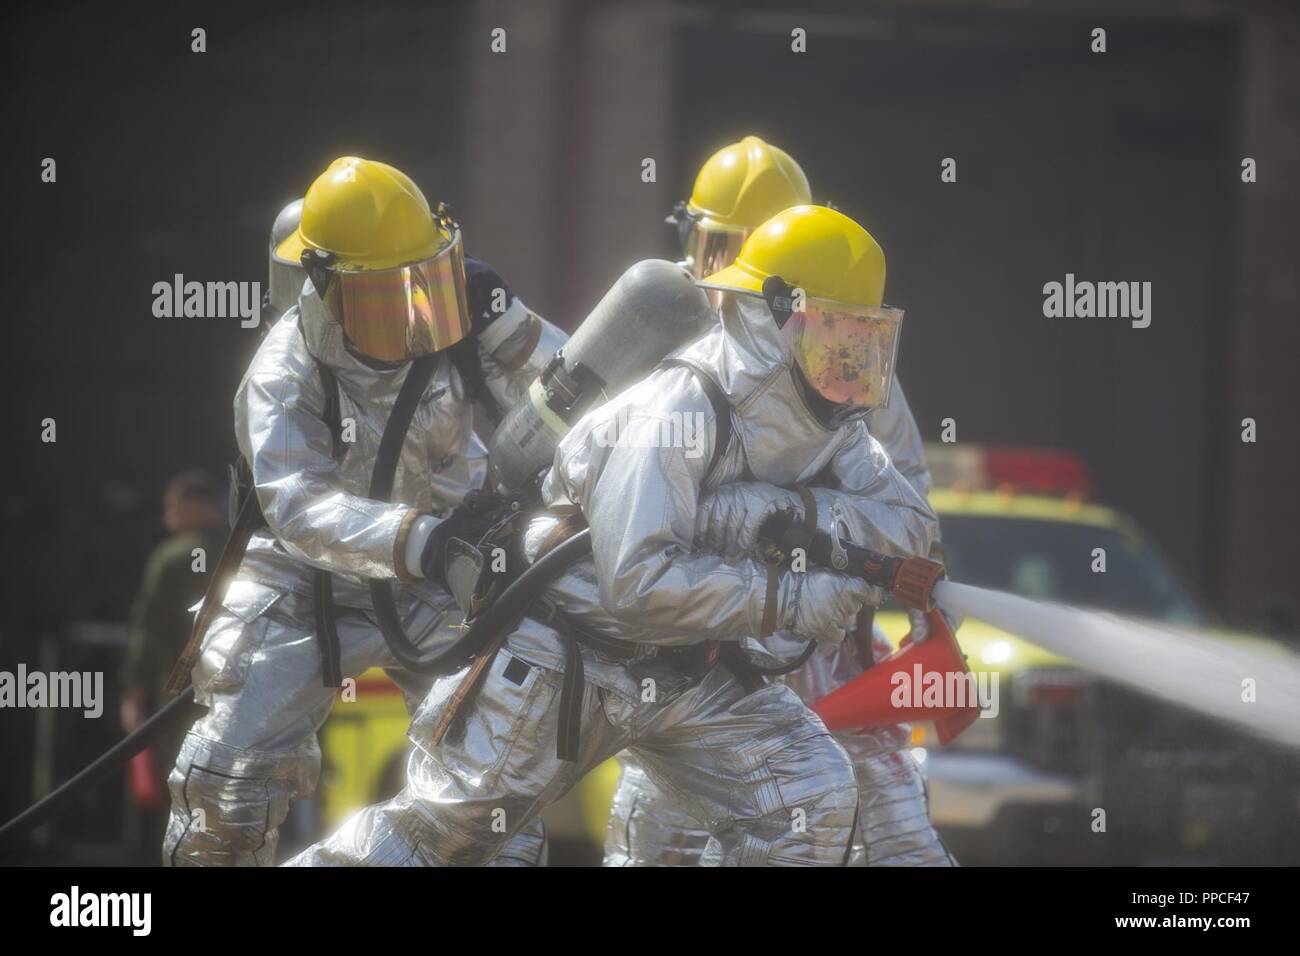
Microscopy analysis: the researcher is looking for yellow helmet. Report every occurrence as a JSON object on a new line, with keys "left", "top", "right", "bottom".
{"left": 688, "top": 135, "right": 811, "bottom": 229}
{"left": 704, "top": 204, "right": 886, "bottom": 306}
{"left": 277, "top": 156, "right": 470, "bottom": 361}
{"left": 673, "top": 135, "right": 811, "bottom": 279}
{"left": 703, "top": 205, "right": 902, "bottom": 413}
{"left": 276, "top": 156, "right": 451, "bottom": 270}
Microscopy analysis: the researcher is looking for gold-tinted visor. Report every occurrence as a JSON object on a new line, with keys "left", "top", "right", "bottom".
{"left": 326, "top": 229, "right": 470, "bottom": 362}
{"left": 781, "top": 298, "right": 904, "bottom": 410}
{"left": 684, "top": 221, "right": 748, "bottom": 280}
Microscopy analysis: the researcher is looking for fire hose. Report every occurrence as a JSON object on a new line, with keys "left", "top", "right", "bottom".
{"left": 0, "top": 688, "right": 204, "bottom": 851}
{"left": 0, "top": 529, "right": 596, "bottom": 851}
{"left": 2, "top": 499, "right": 944, "bottom": 850}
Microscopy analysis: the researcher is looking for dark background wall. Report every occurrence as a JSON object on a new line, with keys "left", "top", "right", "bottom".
{"left": 2, "top": 2, "right": 476, "bottom": 630}
{"left": 2, "top": 0, "right": 1297, "bottom": 817}
{"left": 672, "top": 10, "right": 1238, "bottom": 593}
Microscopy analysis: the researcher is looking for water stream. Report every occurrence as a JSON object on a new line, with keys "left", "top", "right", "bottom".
{"left": 933, "top": 579, "right": 1300, "bottom": 749}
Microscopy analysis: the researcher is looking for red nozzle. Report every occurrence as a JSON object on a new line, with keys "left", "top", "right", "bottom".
{"left": 891, "top": 557, "right": 945, "bottom": 611}
{"left": 813, "top": 608, "right": 979, "bottom": 744}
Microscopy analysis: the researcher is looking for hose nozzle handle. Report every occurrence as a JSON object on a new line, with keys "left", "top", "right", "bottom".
{"left": 758, "top": 513, "right": 946, "bottom": 610}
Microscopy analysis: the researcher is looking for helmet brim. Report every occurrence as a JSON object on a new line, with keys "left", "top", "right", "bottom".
{"left": 275, "top": 224, "right": 451, "bottom": 272}
{"left": 273, "top": 229, "right": 308, "bottom": 267}
{"left": 698, "top": 261, "right": 765, "bottom": 296}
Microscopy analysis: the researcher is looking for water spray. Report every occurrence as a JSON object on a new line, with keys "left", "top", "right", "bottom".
{"left": 760, "top": 515, "right": 1300, "bottom": 751}
{"left": 933, "top": 579, "right": 1300, "bottom": 750}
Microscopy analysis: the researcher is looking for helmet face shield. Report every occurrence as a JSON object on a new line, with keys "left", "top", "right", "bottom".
{"left": 669, "top": 202, "right": 749, "bottom": 280}
{"left": 683, "top": 221, "right": 748, "bottom": 280}
{"left": 780, "top": 298, "right": 904, "bottom": 413}
{"left": 324, "top": 228, "right": 471, "bottom": 362}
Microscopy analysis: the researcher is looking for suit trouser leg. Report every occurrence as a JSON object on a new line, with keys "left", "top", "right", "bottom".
{"left": 162, "top": 588, "right": 534, "bottom": 865}
{"left": 286, "top": 642, "right": 620, "bottom": 866}
{"left": 288, "top": 647, "right": 858, "bottom": 867}
{"left": 628, "top": 666, "right": 860, "bottom": 867}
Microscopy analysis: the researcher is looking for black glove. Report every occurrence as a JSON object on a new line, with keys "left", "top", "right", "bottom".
{"left": 464, "top": 257, "right": 514, "bottom": 337}
{"left": 420, "top": 508, "right": 494, "bottom": 588}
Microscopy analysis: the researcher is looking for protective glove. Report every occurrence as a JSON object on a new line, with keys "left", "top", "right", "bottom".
{"left": 464, "top": 257, "right": 514, "bottom": 337}
{"left": 417, "top": 508, "right": 494, "bottom": 588}
{"left": 907, "top": 608, "right": 930, "bottom": 642}
{"left": 788, "top": 569, "right": 880, "bottom": 646}
{"left": 906, "top": 606, "right": 963, "bottom": 643}
{"left": 695, "top": 482, "right": 804, "bottom": 564}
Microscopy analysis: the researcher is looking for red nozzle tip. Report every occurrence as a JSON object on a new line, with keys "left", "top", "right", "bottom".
{"left": 891, "top": 557, "right": 945, "bottom": 611}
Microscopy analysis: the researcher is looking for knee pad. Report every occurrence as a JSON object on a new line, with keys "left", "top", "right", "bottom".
{"left": 163, "top": 732, "right": 319, "bottom": 866}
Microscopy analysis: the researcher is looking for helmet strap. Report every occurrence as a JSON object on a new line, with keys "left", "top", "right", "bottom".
{"left": 761, "top": 275, "right": 796, "bottom": 329}
{"left": 434, "top": 201, "right": 459, "bottom": 231}
{"left": 301, "top": 248, "right": 337, "bottom": 297}
{"left": 668, "top": 200, "right": 700, "bottom": 255}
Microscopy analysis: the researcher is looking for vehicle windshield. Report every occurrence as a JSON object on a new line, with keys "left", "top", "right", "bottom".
{"left": 936, "top": 514, "right": 1205, "bottom": 625}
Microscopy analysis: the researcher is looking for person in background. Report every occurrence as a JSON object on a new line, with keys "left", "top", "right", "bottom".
{"left": 120, "top": 469, "right": 227, "bottom": 853}
{"left": 121, "top": 469, "right": 227, "bottom": 734}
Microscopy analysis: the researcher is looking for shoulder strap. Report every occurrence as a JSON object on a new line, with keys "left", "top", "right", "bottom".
{"left": 311, "top": 354, "right": 431, "bottom": 688}
{"left": 659, "top": 358, "right": 732, "bottom": 480}
{"left": 447, "top": 335, "right": 503, "bottom": 426}
{"left": 316, "top": 361, "right": 344, "bottom": 460}
{"left": 310, "top": 360, "right": 348, "bottom": 686}
{"left": 370, "top": 352, "right": 441, "bottom": 499}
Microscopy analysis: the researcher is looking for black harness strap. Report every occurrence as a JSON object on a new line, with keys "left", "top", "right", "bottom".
{"left": 168, "top": 326, "right": 459, "bottom": 693}
{"left": 318, "top": 363, "right": 345, "bottom": 453}
{"left": 313, "top": 568, "right": 343, "bottom": 689}
{"left": 367, "top": 353, "right": 452, "bottom": 672}
{"left": 322, "top": 341, "right": 511, "bottom": 680}
{"left": 366, "top": 356, "right": 438, "bottom": 501}
{"left": 447, "top": 334, "right": 503, "bottom": 426}
{"left": 314, "top": 363, "right": 346, "bottom": 687}
{"left": 557, "top": 638, "right": 584, "bottom": 762}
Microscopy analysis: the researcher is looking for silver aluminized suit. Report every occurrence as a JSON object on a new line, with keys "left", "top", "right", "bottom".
{"left": 286, "top": 293, "right": 939, "bottom": 867}
{"left": 604, "top": 377, "right": 955, "bottom": 867}
{"left": 163, "top": 282, "right": 565, "bottom": 866}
